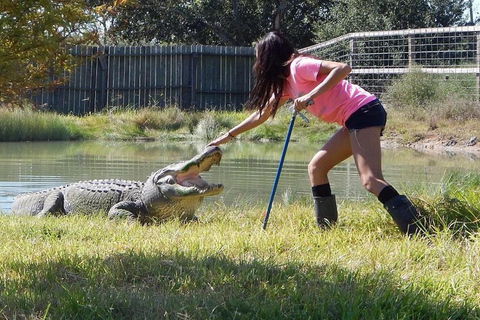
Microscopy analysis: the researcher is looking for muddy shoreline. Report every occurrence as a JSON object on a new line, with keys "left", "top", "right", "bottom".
{"left": 381, "top": 136, "right": 480, "bottom": 156}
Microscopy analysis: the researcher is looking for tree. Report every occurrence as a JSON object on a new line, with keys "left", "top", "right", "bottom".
{"left": 0, "top": 0, "right": 98, "bottom": 103}
{"left": 86, "top": 0, "right": 130, "bottom": 44}
{"left": 315, "top": 0, "right": 467, "bottom": 41}
{"left": 428, "top": 0, "right": 466, "bottom": 27}
{"left": 110, "top": 0, "right": 329, "bottom": 48}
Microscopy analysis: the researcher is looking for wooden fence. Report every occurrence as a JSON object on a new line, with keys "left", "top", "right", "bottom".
{"left": 31, "top": 45, "right": 255, "bottom": 115}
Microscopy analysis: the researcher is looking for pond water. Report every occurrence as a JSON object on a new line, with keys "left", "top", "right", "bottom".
{"left": 1, "top": 140, "right": 479, "bottom": 213}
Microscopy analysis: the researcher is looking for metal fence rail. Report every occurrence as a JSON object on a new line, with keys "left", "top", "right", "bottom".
{"left": 32, "top": 45, "right": 254, "bottom": 115}
{"left": 301, "top": 26, "right": 480, "bottom": 100}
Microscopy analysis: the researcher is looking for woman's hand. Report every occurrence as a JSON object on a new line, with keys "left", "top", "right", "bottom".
{"left": 206, "top": 131, "right": 234, "bottom": 147}
{"left": 293, "top": 97, "right": 314, "bottom": 112}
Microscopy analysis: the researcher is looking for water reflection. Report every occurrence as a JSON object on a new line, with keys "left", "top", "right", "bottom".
{"left": 0, "top": 141, "right": 479, "bottom": 213}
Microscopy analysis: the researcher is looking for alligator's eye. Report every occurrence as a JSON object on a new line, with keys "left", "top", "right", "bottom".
{"left": 166, "top": 177, "right": 175, "bottom": 184}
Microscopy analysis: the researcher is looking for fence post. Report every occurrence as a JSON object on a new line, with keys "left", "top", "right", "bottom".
{"left": 180, "top": 45, "right": 191, "bottom": 108}
{"left": 349, "top": 38, "right": 355, "bottom": 68}
{"left": 408, "top": 35, "right": 413, "bottom": 68}
{"left": 96, "top": 47, "right": 108, "bottom": 112}
{"left": 190, "top": 49, "right": 198, "bottom": 108}
{"left": 477, "top": 32, "right": 480, "bottom": 101}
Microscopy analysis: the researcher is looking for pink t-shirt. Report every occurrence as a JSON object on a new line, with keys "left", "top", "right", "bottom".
{"left": 283, "top": 56, "right": 376, "bottom": 126}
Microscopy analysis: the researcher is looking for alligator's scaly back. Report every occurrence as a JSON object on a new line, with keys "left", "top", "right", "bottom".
{"left": 11, "top": 179, "right": 143, "bottom": 216}
{"left": 11, "top": 147, "right": 224, "bottom": 223}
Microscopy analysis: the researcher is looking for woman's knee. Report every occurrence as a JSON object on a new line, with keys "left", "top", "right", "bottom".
{"left": 308, "top": 157, "right": 330, "bottom": 178}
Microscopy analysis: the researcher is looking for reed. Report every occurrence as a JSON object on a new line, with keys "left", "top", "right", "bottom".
{"left": 1, "top": 99, "right": 480, "bottom": 151}
{"left": 0, "top": 107, "right": 80, "bottom": 141}
{"left": 0, "top": 105, "right": 337, "bottom": 143}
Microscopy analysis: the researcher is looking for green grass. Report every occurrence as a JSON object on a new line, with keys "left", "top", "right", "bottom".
{"left": 1, "top": 174, "right": 480, "bottom": 319}
{"left": 0, "top": 105, "right": 338, "bottom": 143}
{"left": 413, "top": 172, "right": 480, "bottom": 236}
{"left": 2, "top": 91, "right": 480, "bottom": 146}
{"left": 2, "top": 77, "right": 480, "bottom": 318}
{"left": 0, "top": 107, "right": 84, "bottom": 141}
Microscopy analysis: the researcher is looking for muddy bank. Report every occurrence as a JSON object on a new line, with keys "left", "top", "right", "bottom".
{"left": 382, "top": 136, "right": 480, "bottom": 156}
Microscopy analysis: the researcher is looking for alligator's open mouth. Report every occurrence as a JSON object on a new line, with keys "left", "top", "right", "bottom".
{"left": 156, "top": 146, "right": 224, "bottom": 197}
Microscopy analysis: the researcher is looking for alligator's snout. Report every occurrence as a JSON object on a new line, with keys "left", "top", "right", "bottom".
{"left": 151, "top": 146, "right": 224, "bottom": 200}
{"left": 175, "top": 146, "right": 222, "bottom": 184}
{"left": 144, "top": 147, "right": 224, "bottom": 221}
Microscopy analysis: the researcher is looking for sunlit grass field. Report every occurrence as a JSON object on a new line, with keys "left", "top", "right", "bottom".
{"left": 1, "top": 173, "right": 480, "bottom": 319}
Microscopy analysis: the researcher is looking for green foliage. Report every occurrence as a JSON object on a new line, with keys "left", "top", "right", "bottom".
{"left": 130, "top": 106, "right": 188, "bottom": 131}
{"left": 0, "top": 107, "right": 80, "bottom": 141}
{"left": 0, "top": 104, "right": 339, "bottom": 143}
{"left": 383, "top": 68, "right": 480, "bottom": 121}
{"left": 111, "top": 0, "right": 467, "bottom": 46}
{"left": 111, "top": 0, "right": 324, "bottom": 47}
{"left": 315, "top": 0, "right": 466, "bottom": 41}
{"left": 0, "top": 0, "right": 99, "bottom": 102}
{"left": 384, "top": 69, "right": 444, "bottom": 109}
{"left": 250, "top": 124, "right": 285, "bottom": 141}
{"left": 194, "top": 112, "right": 222, "bottom": 141}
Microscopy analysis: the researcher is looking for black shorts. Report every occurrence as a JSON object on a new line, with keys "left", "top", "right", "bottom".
{"left": 344, "top": 99, "right": 387, "bottom": 133}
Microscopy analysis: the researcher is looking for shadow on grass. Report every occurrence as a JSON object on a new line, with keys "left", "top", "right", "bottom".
{"left": 0, "top": 250, "right": 476, "bottom": 319}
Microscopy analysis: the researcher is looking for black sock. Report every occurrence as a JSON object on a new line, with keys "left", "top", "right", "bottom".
{"left": 312, "top": 183, "right": 332, "bottom": 198}
{"left": 378, "top": 185, "right": 400, "bottom": 204}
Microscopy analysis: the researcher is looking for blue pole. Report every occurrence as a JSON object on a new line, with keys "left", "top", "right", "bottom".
{"left": 262, "top": 113, "right": 297, "bottom": 230}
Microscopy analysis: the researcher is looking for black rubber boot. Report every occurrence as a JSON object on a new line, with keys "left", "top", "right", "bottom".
{"left": 384, "top": 195, "right": 422, "bottom": 235}
{"left": 314, "top": 195, "right": 338, "bottom": 229}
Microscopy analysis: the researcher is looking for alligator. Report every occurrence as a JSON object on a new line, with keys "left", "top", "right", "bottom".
{"left": 10, "top": 146, "right": 224, "bottom": 223}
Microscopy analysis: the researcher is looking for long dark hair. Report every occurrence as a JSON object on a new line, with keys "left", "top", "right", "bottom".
{"left": 245, "top": 31, "right": 296, "bottom": 117}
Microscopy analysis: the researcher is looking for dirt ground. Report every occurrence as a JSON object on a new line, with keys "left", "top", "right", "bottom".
{"left": 382, "top": 135, "right": 480, "bottom": 155}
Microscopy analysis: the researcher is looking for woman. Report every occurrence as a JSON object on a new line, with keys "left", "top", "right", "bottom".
{"left": 207, "top": 31, "right": 422, "bottom": 235}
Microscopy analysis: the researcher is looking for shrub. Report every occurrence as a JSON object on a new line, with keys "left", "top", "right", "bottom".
{"left": 194, "top": 112, "right": 221, "bottom": 141}
{"left": 384, "top": 67, "right": 480, "bottom": 122}
{"left": 384, "top": 68, "right": 441, "bottom": 109}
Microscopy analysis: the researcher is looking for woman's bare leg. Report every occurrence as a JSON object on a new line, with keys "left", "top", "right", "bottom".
{"left": 309, "top": 127, "right": 353, "bottom": 228}
{"left": 308, "top": 127, "right": 352, "bottom": 186}
{"left": 349, "top": 126, "right": 389, "bottom": 196}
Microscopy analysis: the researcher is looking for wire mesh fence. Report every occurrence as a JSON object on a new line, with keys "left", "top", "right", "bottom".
{"left": 301, "top": 26, "right": 480, "bottom": 101}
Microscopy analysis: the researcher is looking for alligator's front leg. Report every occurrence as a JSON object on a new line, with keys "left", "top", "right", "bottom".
{"left": 108, "top": 200, "right": 145, "bottom": 222}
